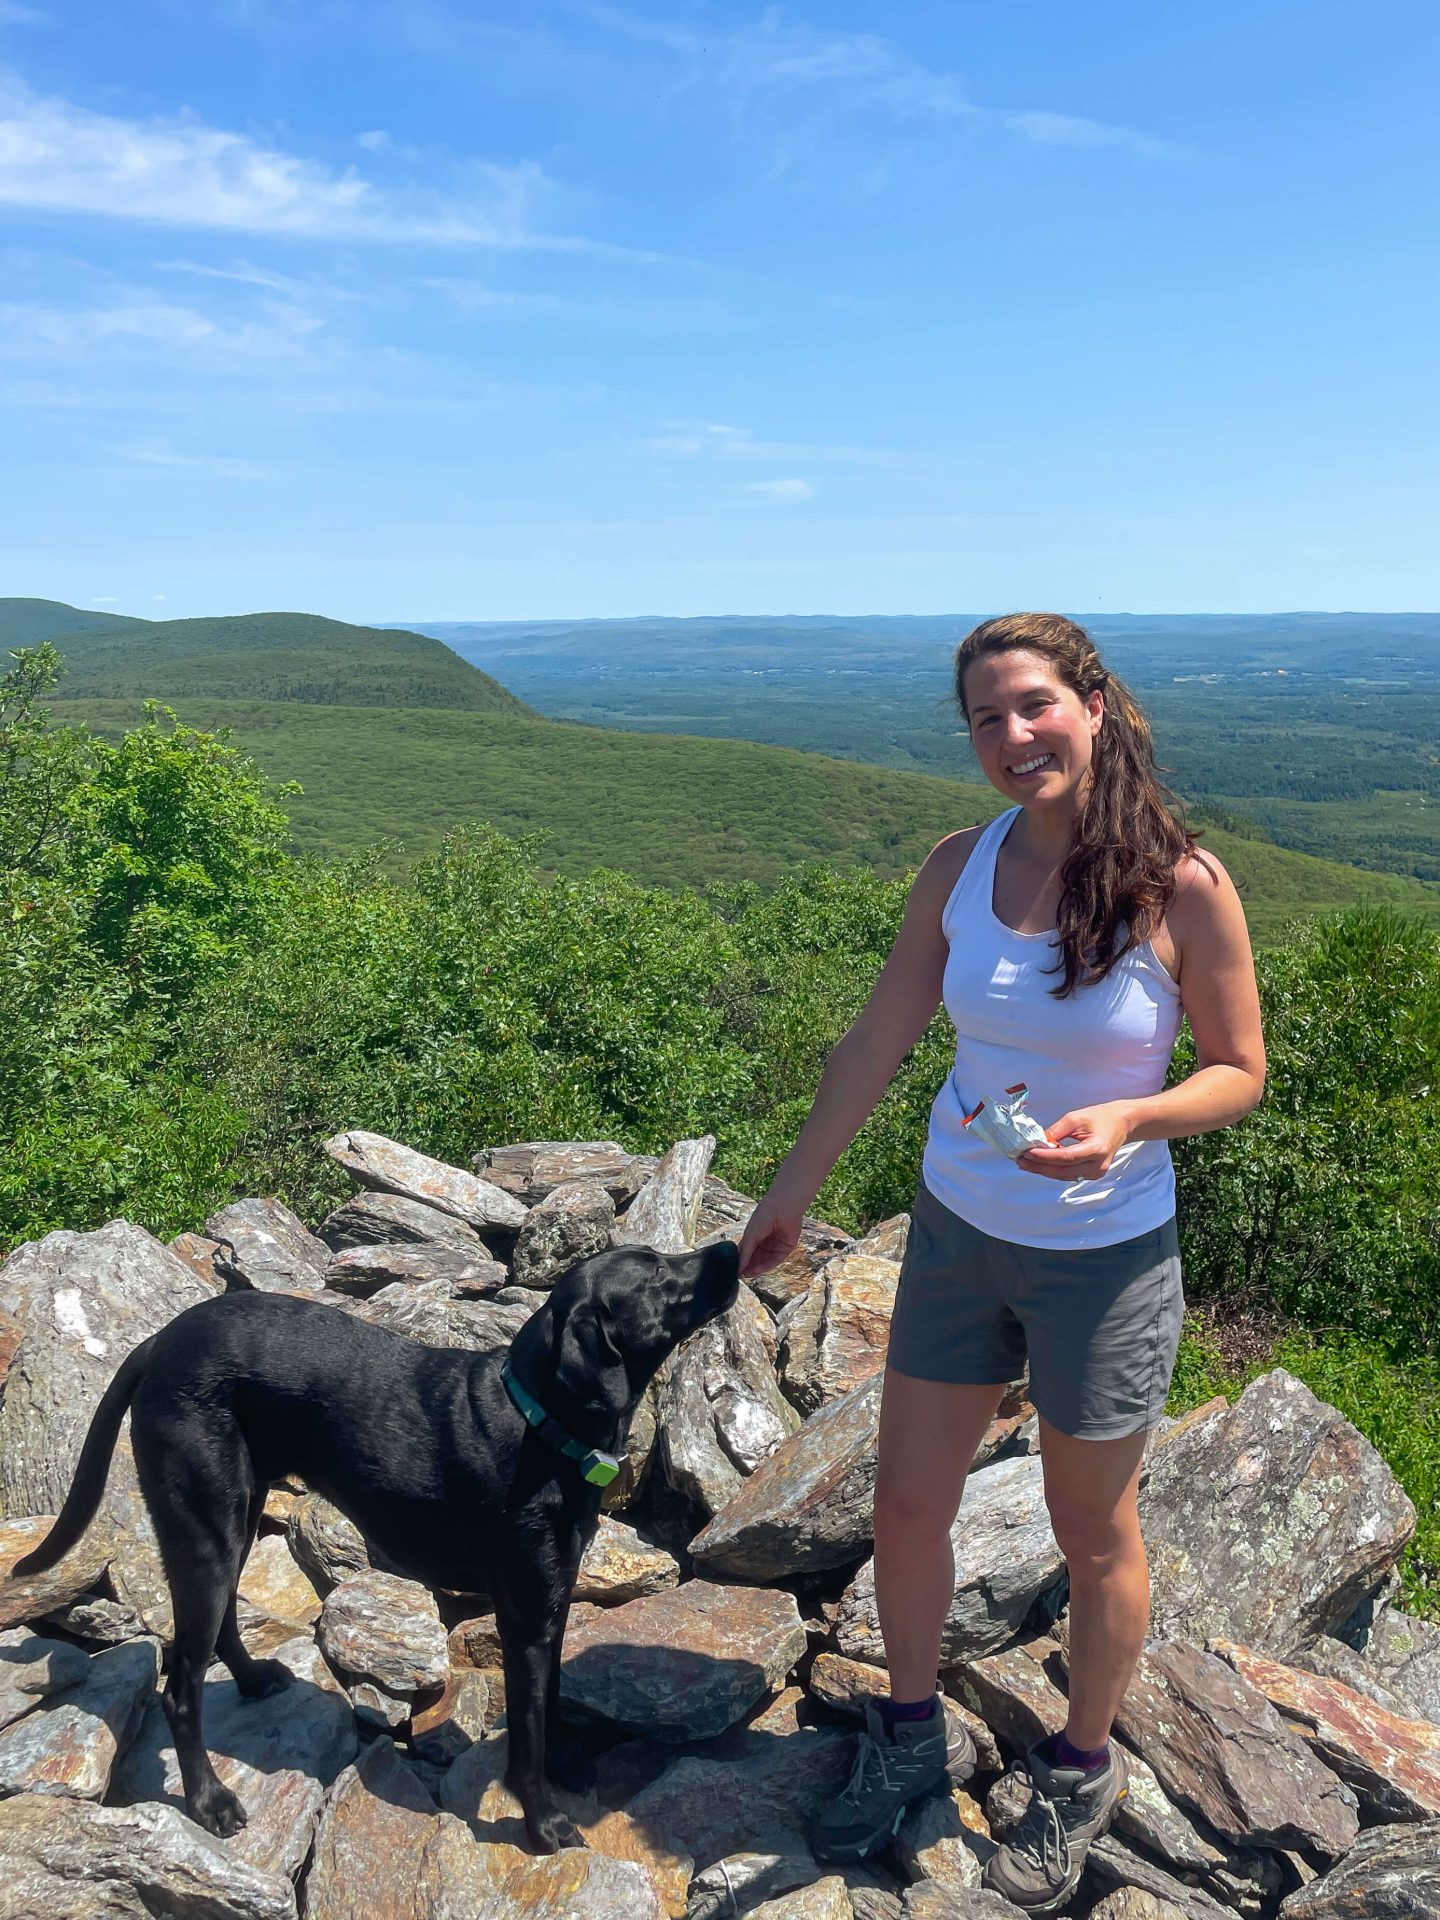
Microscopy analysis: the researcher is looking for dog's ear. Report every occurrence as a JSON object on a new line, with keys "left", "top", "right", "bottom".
{"left": 552, "top": 1296, "right": 630, "bottom": 1418}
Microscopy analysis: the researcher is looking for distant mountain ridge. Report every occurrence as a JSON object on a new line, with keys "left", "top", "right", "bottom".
{"left": 2, "top": 604, "right": 532, "bottom": 717}
{"left": 6, "top": 598, "right": 1437, "bottom": 935}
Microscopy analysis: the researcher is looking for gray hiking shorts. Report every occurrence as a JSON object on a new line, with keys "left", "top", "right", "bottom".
{"left": 887, "top": 1177, "right": 1185, "bottom": 1440}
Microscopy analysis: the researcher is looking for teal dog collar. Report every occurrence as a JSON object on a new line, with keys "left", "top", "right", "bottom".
{"left": 501, "top": 1367, "right": 621, "bottom": 1488}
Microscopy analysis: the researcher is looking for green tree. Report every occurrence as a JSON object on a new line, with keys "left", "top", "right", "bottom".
{"left": 0, "top": 642, "right": 93, "bottom": 877}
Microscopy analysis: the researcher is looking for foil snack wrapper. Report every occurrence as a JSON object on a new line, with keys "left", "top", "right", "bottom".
{"left": 962, "top": 1083, "right": 1052, "bottom": 1160}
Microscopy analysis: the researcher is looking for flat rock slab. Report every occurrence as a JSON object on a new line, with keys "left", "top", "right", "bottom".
{"left": 561, "top": 1580, "right": 806, "bottom": 1740}
{"left": 204, "top": 1197, "right": 330, "bottom": 1293}
{"left": 618, "top": 1733, "right": 852, "bottom": 1872}
{"left": 0, "top": 1218, "right": 210, "bottom": 1521}
{"left": 1212, "top": 1637, "right": 1440, "bottom": 1820}
{"left": 1278, "top": 1818, "right": 1440, "bottom": 1920}
{"left": 1140, "top": 1369, "right": 1416, "bottom": 1659}
{"left": 0, "top": 1637, "right": 158, "bottom": 1801}
{"left": 1085, "top": 1835, "right": 1234, "bottom": 1920}
{"left": 323, "top": 1243, "right": 508, "bottom": 1297}
{"left": 323, "top": 1130, "right": 529, "bottom": 1232}
{"left": 1089, "top": 1895, "right": 1194, "bottom": 1920}
{"left": 475, "top": 1140, "right": 649, "bottom": 1204}
{"left": 453, "top": 1837, "right": 666, "bottom": 1919}
{"left": 305, "top": 1737, "right": 436, "bottom": 1920}
{"left": 237, "top": 1533, "right": 323, "bottom": 1629}
{"left": 836, "top": 1452, "right": 1064, "bottom": 1667}
{"left": 613, "top": 1136, "right": 716, "bottom": 1254}
{"left": 575, "top": 1516, "right": 680, "bottom": 1605}
{"left": 318, "top": 1570, "right": 448, "bottom": 1697}
{"left": 0, "top": 1627, "right": 90, "bottom": 1731}
{"left": 0, "top": 1793, "right": 298, "bottom": 1920}
{"left": 113, "top": 1635, "right": 356, "bottom": 1881}
{"left": 1110, "top": 1638, "right": 1358, "bottom": 1857}
{"left": 510, "top": 1179, "right": 617, "bottom": 1288}
{"left": 780, "top": 1254, "right": 901, "bottom": 1414}
{"left": 687, "top": 1832, "right": 827, "bottom": 1920}
{"left": 347, "top": 1277, "right": 452, "bottom": 1344}
{"left": 317, "top": 1190, "right": 487, "bottom": 1252}
{"left": 659, "top": 1291, "right": 798, "bottom": 1519}
{"left": 901, "top": 1888, "right": 1028, "bottom": 1920}
{"left": 896, "top": 1781, "right": 990, "bottom": 1893}
{"left": 750, "top": 1881, "right": 856, "bottom": 1920}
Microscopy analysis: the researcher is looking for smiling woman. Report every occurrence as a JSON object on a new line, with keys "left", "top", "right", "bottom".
{"left": 738, "top": 610, "right": 1266, "bottom": 1909}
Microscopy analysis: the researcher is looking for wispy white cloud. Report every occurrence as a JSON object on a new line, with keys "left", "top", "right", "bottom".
{"left": 0, "top": 296, "right": 324, "bottom": 360}
{"left": 126, "top": 440, "right": 273, "bottom": 481}
{"left": 645, "top": 419, "right": 890, "bottom": 465}
{"left": 0, "top": 2, "right": 48, "bottom": 24}
{"left": 744, "top": 477, "right": 814, "bottom": 502}
{"left": 1005, "top": 110, "right": 1178, "bottom": 160}
{"left": 0, "top": 76, "right": 662, "bottom": 256}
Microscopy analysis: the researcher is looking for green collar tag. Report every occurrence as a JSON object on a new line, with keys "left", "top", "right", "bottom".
{"left": 502, "top": 1368, "right": 620, "bottom": 1489}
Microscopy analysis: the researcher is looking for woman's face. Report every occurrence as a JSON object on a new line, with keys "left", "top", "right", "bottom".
{"left": 962, "top": 649, "right": 1104, "bottom": 810}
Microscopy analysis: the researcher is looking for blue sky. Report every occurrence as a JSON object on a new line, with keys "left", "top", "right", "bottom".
{"left": 2, "top": 1, "right": 1437, "bottom": 620}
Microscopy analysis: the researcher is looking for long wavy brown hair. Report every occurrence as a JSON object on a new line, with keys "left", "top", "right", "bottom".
{"left": 954, "top": 612, "right": 1197, "bottom": 997}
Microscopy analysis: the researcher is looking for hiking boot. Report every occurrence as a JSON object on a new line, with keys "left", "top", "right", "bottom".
{"left": 982, "top": 1738, "right": 1129, "bottom": 1913}
{"left": 811, "top": 1697, "right": 973, "bottom": 1863}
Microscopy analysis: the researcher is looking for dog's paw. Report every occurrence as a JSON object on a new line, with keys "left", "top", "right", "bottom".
{"left": 526, "top": 1810, "right": 584, "bottom": 1854}
{"left": 192, "top": 1782, "right": 249, "bottom": 1838}
{"left": 234, "top": 1658, "right": 290, "bottom": 1701}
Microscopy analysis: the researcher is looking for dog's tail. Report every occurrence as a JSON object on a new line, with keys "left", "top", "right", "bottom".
{"left": 9, "top": 1334, "right": 159, "bottom": 1576}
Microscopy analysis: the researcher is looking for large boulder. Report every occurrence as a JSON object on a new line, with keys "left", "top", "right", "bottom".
{"left": 112, "top": 1635, "right": 355, "bottom": 1880}
{"left": 658, "top": 1289, "right": 798, "bottom": 1519}
{"left": 316, "top": 1190, "right": 487, "bottom": 1253}
{"left": 0, "top": 1795, "right": 299, "bottom": 1920}
{"left": 0, "top": 1638, "right": 158, "bottom": 1802}
{"left": 509, "top": 1179, "right": 616, "bottom": 1288}
{"left": 204, "top": 1198, "right": 329, "bottom": 1294}
{"left": 1278, "top": 1819, "right": 1440, "bottom": 1920}
{"left": 613, "top": 1137, "right": 716, "bottom": 1254}
{"left": 561, "top": 1580, "right": 806, "bottom": 1740}
{"left": 322, "top": 1131, "right": 528, "bottom": 1234}
{"left": 322, "top": 1244, "right": 507, "bottom": 1298}
{"left": 317, "top": 1571, "right": 448, "bottom": 1700}
{"left": 835, "top": 1451, "right": 1064, "bottom": 1667}
{"left": 778, "top": 1251, "right": 901, "bottom": 1414}
{"left": 1140, "top": 1370, "right": 1416, "bottom": 1658}
{"left": 0, "top": 1220, "right": 210, "bottom": 1522}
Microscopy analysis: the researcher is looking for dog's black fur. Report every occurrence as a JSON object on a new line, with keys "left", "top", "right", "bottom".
{"left": 13, "top": 1238, "right": 740, "bottom": 1851}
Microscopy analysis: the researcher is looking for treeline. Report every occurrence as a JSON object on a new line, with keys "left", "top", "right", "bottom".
{"left": 3, "top": 642, "right": 1437, "bottom": 1611}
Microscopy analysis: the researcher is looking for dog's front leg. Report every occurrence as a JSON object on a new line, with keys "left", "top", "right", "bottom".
{"left": 500, "top": 1621, "right": 583, "bottom": 1853}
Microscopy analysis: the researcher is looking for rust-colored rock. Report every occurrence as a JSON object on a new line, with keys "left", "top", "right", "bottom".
{"left": 574, "top": 1515, "right": 680, "bottom": 1604}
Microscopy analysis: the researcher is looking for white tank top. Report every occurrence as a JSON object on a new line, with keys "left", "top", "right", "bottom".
{"left": 922, "top": 808, "right": 1183, "bottom": 1250}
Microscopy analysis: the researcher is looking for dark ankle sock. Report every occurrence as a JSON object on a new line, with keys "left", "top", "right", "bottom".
{"left": 880, "top": 1694, "right": 937, "bottom": 1733}
{"left": 1047, "top": 1731, "right": 1110, "bottom": 1772}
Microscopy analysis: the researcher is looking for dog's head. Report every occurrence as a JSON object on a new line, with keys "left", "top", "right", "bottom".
{"left": 506, "top": 1238, "right": 740, "bottom": 1444}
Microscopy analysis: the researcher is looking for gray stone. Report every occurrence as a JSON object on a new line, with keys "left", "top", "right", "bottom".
{"left": 687, "top": 1831, "right": 823, "bottom": 1920}
{"left": 1110, "top": 1638, "right": 1359, "bottom": 1857}
{"left": 444, "top": 1293, "right": 534, "bottom": 1353}
{"left": 900, "top": 1888, "right": 1028, "bottom": 1920}
{"left": 1140, "top": 1370, "right": 1416, "bottom": 1659}
{"left": 750, "top": 1882, "right": 855, "bottom": 1920}
{"left": 613, "top": 1136, "right": 716, "bottom": 1254}
{"left": 0, "top": 1628, "right": 90, "bottom": 1731}
{"left": 1084, "top": 1836, "right": 1234, "bottom": 1920}
{"left": 836, "top": 1452, "right": 1064, "bottom": 1667}
{"left": 510, "top": 1179, "right": 616, "bottom": 1288}
{"left": 778, "top": 1252, "right": 901, "bottom": 1415}
{"left": 693, "top": 1378, "right": 1031, "bottom": 1583}
{"left": 323, "top": 1243, "right": 507, "bottom": 1298}
{"left": 317, "top": 1190, "right": 487, "bottom": 1253}
{"left": 302, "top": 1737, "right": 437, "bottom": 1920}
{"left": 561, "top": 1581, "right": 807, "bottom": 1740}
{"left": 0, "top": 1794, "right": 298, "bottom": 1920}
{"left": 112, "top": 1634, "right": 355, "bottom": 1880}
{"left": 618, "top": 1734, "right": 852, "bottom": 1873}
{"left": 1293, "top": 1634, "right": 1421, "bottom": 1719}
{"left": 1362, "top": 1604, "right": 1440, "bottom": 1725}
{"left": 317, "top": 1570, "right": 448, "bottom": 1698}
{"left": 0, "top": 1637, "right": 158, "bottom": 1800}
{"left": 658, "top": 1289, "right": 799, "bottom": 1518}
{"left": 0, "top": 1218, "right": 210, "bottom": 1523}
{"left": 1278, "top": 1819, "right": 1440, "bottom": 1919}
{"left": 474, "top": 1140, "right": 650, "bottom": 1204}
{"left": 347, "top": 1276, "right": 452, "bottom": 1343}
{"left": 574, "top": 1516, "right": 681, "bottom": 1605}
{"left": 204, "top": 1197, "right": 330, "bottom": 1293}
{"left": 323, "top": 1130, "right": 529, "bottom": 1232}
{"left": 287, "top": 1495, "right": 374, "bottom": 1593}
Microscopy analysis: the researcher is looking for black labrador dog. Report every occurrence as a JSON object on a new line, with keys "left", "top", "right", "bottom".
{"left": 15, "top": 1237, "right": 739, "bottom": 1851}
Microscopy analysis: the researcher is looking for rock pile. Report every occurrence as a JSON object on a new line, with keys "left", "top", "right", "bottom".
{"left": 0, "top": 1129, "right": 1436, "bottom": 1920}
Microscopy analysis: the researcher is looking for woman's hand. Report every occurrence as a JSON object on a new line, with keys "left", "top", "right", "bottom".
{"left": 737, "top": 1190, "right": 806, "bottom": 1279}
{"left": 1016, "top": 1102, "right": 1134, "bottom": 1181}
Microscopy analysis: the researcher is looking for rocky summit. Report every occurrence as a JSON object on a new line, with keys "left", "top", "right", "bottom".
{"left": 0, "top": 1129, "right": 1435, "bottom": 1920}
